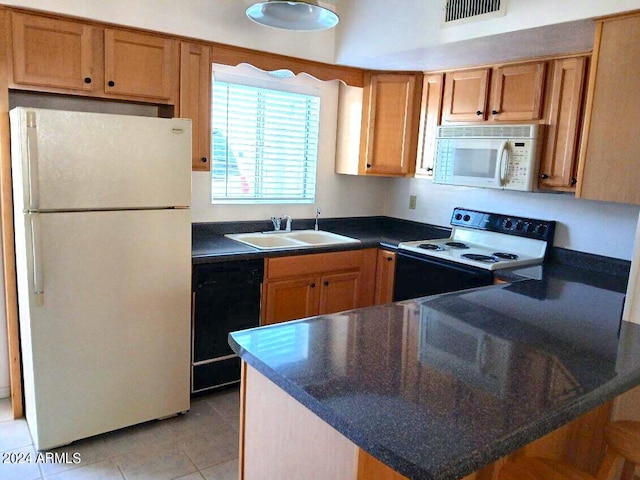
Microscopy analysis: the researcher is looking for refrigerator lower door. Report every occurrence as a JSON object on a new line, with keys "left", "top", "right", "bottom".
{"left": 16, "top": 208, "right": 191, "bottom": 450}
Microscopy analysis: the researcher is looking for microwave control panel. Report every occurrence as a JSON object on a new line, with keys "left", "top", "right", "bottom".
{"left": 504, "top": 140, "right": 536, "bottom": 190}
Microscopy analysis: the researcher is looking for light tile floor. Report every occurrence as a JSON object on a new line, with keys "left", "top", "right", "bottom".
{"left": 0, "top": 387, "right": 240, "bottom": 480}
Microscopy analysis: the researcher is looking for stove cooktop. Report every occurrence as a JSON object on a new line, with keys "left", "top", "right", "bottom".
{"left": 398, "top": 208, "right": 555, "bottom": 271}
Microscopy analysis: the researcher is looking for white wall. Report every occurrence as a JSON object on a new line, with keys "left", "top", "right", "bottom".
{"left": 335, "top": 0, "right": 640, "bottom": 69}
{"left": 0, "top": 0, "right": 336, "bottom": 64}
{"left": 385, "top": 178, "right": 640, "bottom": 261}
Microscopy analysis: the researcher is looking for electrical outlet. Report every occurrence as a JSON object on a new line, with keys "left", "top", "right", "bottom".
{"left": 409, "top": 195, "right": 417, "bottom": 210}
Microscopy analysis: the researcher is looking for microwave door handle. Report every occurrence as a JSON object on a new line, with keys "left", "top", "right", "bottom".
{"left": 497, "top": 141, "right": 508, "bottom": 186}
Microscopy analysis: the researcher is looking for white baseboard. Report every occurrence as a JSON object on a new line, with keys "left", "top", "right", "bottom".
{"left": 0, "top": 386, "right": 10, "bottom": 399}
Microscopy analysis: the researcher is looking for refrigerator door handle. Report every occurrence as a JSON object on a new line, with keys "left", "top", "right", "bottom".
{"left": 26, "top": 111, "right": 40, "bottom": 211}
{"left": 29, "top": 213, "right": 44, "bottom": 301}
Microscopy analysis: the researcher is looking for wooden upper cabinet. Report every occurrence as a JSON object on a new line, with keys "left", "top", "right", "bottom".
{"left": 10, "top": 13, "right": 178, "bottom": 104}
{"left": 104, "top": 30, "right": 176, "bottom": 102}
{"left": 442, "top": 68, "right": 490, "bottom": 122}
{"left": 10, "top": 13, "right": 98, "bottom": 92}
{"left": 179, "top": 42, "right": 212, "bottom": 171}
{"left": 415, "top": 74, "right": 443, "bottom": 177}
{"left": 360, "top": 73, "right": 422, "bottom": 176}
{"left": 577, "top": 13, "right": 640, "bottom": 205}
{"left": 490, "top": 62, "right": 546, "bottom": 121}
{"left": 539, "top": 57, "right": 587, "bottom": 191}
{"left": 442, "top": 62, "right": 546, "bottom": 123}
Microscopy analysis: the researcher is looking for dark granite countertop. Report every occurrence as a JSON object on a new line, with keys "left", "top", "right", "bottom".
{"left": 192, "top": 216, "right": 451, "bottom": 264}
{"left": 229, "top": 260, "right": 640, "bottom": 480}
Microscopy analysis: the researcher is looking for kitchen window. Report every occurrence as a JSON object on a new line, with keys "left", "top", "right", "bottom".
{"left": 211, "top": 66, "right": 321, "bottom": 204}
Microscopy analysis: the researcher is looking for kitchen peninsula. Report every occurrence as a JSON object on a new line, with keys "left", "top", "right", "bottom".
{"left": 229, "top": 261, "right": 640, "bottom": 480}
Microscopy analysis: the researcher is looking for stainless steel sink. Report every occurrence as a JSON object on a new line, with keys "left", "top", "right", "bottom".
{"left": 225, "top": 230, "right": 360, "bottom": 250}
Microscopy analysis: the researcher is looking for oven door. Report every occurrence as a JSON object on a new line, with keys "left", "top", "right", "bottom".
{"left": 393, "top": 251, "right": 494, "bottom": 301}
{"left": 434, "top": 138, "right": 508, "bottom": 188}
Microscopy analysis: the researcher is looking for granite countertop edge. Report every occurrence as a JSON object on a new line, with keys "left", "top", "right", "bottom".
{"left": 230, "top": 316, "right": 640, "bottom": 480}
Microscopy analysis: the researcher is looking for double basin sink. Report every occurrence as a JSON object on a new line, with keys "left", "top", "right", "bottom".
{"left": 225, "top": 230, "right": 360, "bottom": 250}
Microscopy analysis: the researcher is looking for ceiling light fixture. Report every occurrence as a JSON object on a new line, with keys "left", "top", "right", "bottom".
{"left": 246, "top": 1, "right": 339, "bottom": 31}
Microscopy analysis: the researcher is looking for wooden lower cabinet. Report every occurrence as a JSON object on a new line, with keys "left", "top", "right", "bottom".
{"left": 374, "top": 249, "right": 396, "bottom": 304}
{"left": 261, "top": 249, "right": 378, "bottom": 325}
{"left": 240, "top": 364, "right": 613, "bottom": 480}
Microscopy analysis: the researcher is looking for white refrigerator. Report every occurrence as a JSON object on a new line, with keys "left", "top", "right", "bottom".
{"left": 10, "top": 107, "right": 192, "bottom": 450}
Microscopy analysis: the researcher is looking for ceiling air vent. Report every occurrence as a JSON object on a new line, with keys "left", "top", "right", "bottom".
{"left": 442, "top": 0, "right": 507, "bottom": 26}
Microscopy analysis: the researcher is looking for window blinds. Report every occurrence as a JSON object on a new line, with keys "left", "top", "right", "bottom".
{"left": 211, "top": 80, "right": 320, "bottom": 204}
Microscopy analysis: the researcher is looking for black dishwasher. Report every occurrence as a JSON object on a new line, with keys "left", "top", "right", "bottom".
{"left": 192, "top": 259, "right": 263, "bottom": 393}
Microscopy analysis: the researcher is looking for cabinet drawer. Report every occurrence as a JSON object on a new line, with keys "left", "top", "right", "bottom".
{"left": 266, "top": 249, "right": 373, "bottom": 280}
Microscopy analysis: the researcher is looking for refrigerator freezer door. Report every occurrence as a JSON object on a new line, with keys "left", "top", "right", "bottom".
{"left": 10, "top": 107, "right": 191, "bottom": 212}
{"left": 16, "top": 208, "right": 191, "bottom": 450}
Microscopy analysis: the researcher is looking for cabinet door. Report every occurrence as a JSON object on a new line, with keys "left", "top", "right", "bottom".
{"left": 442, "top": 68, "right": 490, "bottom": 122}
{"left": 262, "top": 276, "right": 319, "bottom": 325}
{"left": 10, "top": 13, "right": 97, "bottom": 92}
{"left": 415, "top": 74, "right": 443, "bottom": 177}
{"left": 490, "top": 62, "right": 546, "bottom": 121}
{"left": 539, "top": 57, "right": 586, "bottom": 191}
{"left": 104, "top": 29, "right": 176, "bottom": 102}
{"left": 577, "top": 14, "right": 640, "bottom": 204}
{"left": 361, "top": 73, "right": 421, "bottom": 176}
{"left": 318, "top": 271, "right": 361, "bottom": 315}
{"left": 180, "top": 42, "right": 212, "bottom": 171}
{"left": 374, "top": 250, "right": 396, "bottom": 305}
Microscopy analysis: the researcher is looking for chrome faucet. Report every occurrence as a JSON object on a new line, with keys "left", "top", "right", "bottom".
{"left": 282, "top": 215, "right": 292, "bottom": 232}
{"left": 271, "top": 216, "right": 281, "bottom": 231}
{"left": 314, "top": 207, "right": 321, "bottom": 231}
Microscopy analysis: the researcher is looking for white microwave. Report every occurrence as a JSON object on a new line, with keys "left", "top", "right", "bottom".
{"left": 433, "top": 124, "right": 542, "bottom": 191}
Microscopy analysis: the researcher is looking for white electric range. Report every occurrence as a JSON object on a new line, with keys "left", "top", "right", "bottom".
{"left": 394, "top": 208, "right": 555, "bottom": 301}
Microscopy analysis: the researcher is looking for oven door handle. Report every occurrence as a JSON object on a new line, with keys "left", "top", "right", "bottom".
{"left": 396, "top": 250, "right": 494, "bottom": 276}
{"left": 497, "top": 141, "right": 508, "bottom": 186}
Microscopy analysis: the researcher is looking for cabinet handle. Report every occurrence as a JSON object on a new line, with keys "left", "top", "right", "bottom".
{"left": 491, "top": 110, "right": 498, "bottom": 115}
{"left": 323, "top": 281, "right": 329, "bottom": 286}
{"left": 540, "top": 173, "right": 549, "bottom": 179}
{"left": 310, "top": 282, "right": 316, "bottom": 288}
{"left": 426, "top": 167, "right": 433, "bottom": 172}
{"left": 387, "top": 256, "right": 393, "bottom": 262}
{"left": 201, "top": 157, "right": 208, "bottom": 163}
{"left": 84, "top": 77, "right": 92, "bottom": 84}
{"left": 476, "top": 110, "right": 483, "bottom": 116}
{"left": 108, "top": 80, "right": 115, "bottom": 87}
{"left": 571, "top": 178, "right": 577, "bottom": 186}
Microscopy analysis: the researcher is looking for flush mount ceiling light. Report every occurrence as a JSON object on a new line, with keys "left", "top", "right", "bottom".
{"left": 246, "top": 1, "right": 339, "bottom": 31}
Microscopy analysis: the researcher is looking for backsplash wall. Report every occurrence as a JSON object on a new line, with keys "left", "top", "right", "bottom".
{"left": 385, "top": 178, "right": 640, "bottom": 261}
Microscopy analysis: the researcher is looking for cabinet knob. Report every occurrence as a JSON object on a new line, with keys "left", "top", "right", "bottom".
{"left": 540, "top": 173, "right": 549, "bottom": 179}
{"left": 201, "top": 157, "right": 208, "bottom": 163}
{"left": 108, "top": 80, "right": 115, "bottom": 87}
{"left": 571, "top": 177, "right": 577, "bottom": 186}
{"left": 387, "top": 256, "right": 393, "bottom": 262}
{"left": 310, "top": 282, "right": 316, "bottom": 288}
{"left": 366, "top": 163, "right": 371, "bottom": 169}
{"left": 426, "top": 167, "right": 433, "bottom": 172}
{"left": 476, "top": 110, "right": 483, "bottom": 116}
{"left": 84, "top": 77, "right": 92, "bottom": 84}
{"left": 323, "top": 281, "right": 329, "bottom": 286}
{"left": 491, "top": 110, "right": 498, "bottom": 115}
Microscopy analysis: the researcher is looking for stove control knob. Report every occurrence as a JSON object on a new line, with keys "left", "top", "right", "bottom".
{"left": 536, "top": 224, "right": 547, "bottom": 235}
{"left": 503, "top": 219, "right": 513, "bottom": 229}
{"left": 526, "top": 223, "right": 535, "bottom": 233}
{"left": 455, "top": 213, "right": 463, "bottom": 221}
{"left": 515, "top": 221, "right": 524, "bottom": 230}
{"left": 463, "top": 214, "right": 471, "bottom": 222}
